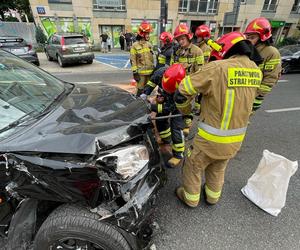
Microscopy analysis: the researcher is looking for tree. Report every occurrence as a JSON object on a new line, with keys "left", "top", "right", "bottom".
{"left": 0, "top": 0, "right": 33, "bottom": 22}
{"left": 0, "top": 1, "right": 15, "bottom": 20}
{"left": 35, "top": 25, "right": 47, "bottom": 45}
{"left": 15, "top": 0, "right": 34, "bottom": 22}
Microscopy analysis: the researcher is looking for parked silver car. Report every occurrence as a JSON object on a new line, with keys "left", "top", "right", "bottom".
{"left": 0, "top": 36, "right": 40, "bottom": 66}
{"left": 44, "top": 33, "right": 94, "bottom": 67}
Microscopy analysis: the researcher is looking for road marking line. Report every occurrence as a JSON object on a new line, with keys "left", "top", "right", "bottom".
{"left": 278, "top": 80, "right": 289, "bottom": 83}
{"left": 95, "top": 60, "right": 119, "bottom": 69}
{"left": 124, "top": 59, "right": 131, "bottom": 69}
{"left": 265, "top": 107, "right": 300, "bottom": 113}
{"left": 96, "top": 56, "right": 128, "bottom": 62}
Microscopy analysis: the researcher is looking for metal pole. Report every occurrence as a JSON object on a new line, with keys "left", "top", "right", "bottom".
{"left": 160, "top": 0, "right": 167, "bottom": 33}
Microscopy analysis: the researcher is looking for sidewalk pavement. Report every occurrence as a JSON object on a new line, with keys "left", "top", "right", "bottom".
{"left": 38, "top": 49, "right": 131, "bottom": 74}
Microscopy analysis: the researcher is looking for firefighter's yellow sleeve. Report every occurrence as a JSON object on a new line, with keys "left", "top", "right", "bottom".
{"left": 130, "top": 46, "right": 138, "bottom": 73}
{"left": 194, "top": 48, "right": 204, "bottom": 72}
{"left": 177, "top": 62, "right": 214, "bottom": 113}
{"left": 257, "top": 48, "right": 282, "bottom": 98}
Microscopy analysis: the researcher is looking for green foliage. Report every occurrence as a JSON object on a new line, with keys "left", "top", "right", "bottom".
{"left": 35, "top": 25, "right": 47, "bottom": 44}
{"left": 0, "top": 0, "right": 33, "bottom": 22}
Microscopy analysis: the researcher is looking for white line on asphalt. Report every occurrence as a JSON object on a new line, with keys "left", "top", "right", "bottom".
{"left": 96, "top": 56, "right": 128, "bottom": 62}
{"left": 278, "top": 80, "right": 289, "bottom": 83}
{"left": 265, "top": 107, "right": 300, "bottom": 113}
{"left": 74, "top": 81, "right": 102, "bottom": 84}
{"left": 124, "top": 59, "right": 131, "bottom": 69}
{"left": 95, "top": 60, "right": 120, "bottom": 69}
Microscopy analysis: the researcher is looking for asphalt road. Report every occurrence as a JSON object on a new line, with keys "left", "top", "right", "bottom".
{"left": 53, "top": 70, "right": 132, "bottom": 85}
{"left": 54, "top": 72, "right": 300, "bottom": 250}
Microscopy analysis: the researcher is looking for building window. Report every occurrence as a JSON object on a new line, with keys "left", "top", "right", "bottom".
{"left": 262, "top": 0, "right": 277, "bottom": 12}
{"left": 178, "top": 0, "right": 219, "bottom": 14}
{"left": 93, "top": 0, "right": 126, "bottom": 11}
{"left": 291, "top": 0, "right": 300, "bottom": 13}
{"left": 179, "top": 0, "right": 188, "bottom": 12}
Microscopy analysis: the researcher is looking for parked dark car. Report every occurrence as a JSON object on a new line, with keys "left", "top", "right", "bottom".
{"left": 279, "top": 45, "right": 300, "bottom": 74}
{"left": 0, "top": 49, "right": 165, "bottom": 250}
{"left": 0, "top": 36, "right": 40, "bottom": 66}
{"left": 44, "top": 33, "right": 94, "bottom": 67}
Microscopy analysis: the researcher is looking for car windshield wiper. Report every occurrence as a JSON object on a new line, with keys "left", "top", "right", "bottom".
{"left": 0, "top": 110, "right": 36, "bottom": 134}
{"left": 41, "top": 82, "right": 74, "bottom": 114}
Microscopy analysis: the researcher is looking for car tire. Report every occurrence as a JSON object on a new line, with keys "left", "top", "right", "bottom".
{"left": 34, "top": 60, "right": 40, "bottom": 66}
{"left": 87, "top": 59, "right": 93, "bottom": 64}
{"left": 33, "top": 204, "right": 131, "bottom": 250}
{"left": 45, "top": 51, "right": 53, "bottom": 61}
{"left": 282, "top": 63, "right": 290, "bottom": 74}
{"left": 57, "top": 55, "right": 66, "bottom": 67}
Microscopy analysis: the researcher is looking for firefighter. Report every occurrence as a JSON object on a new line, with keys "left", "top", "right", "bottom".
{"left": 194, "top": 24, "right": 212, "bottom": 115}
{"left": 244, "top": 17, "right": 282, "bottom": 112}
{"left": 156, "top": 32, "right": 174, "bottom": 69}
{"left": 171, "top": 23, "right": 204, "bottom": 135}
{"left": 195, "top": 24, "right": 212, "bottom": 63}
{"left": 141, "top": 64, "right": 186, "bottom": 167}
{"left": 130, "top": 21, "right": 155, "bottom": 96}
{"left": 170, "top": 32, "right": 262, "bottom": 207}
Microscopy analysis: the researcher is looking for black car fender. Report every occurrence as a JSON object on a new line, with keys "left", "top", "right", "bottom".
{"left": 7, "top": 198, "right": 38, "bottom": 250}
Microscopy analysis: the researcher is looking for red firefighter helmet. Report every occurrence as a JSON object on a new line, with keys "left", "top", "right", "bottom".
{"left": 244, "top": 17, "right": 272, "bottom": 42}
{"left": 162, "top": 64, "right": 186, "bottom": 94}
{"left": 210, "top": 31, "right": 247, "bottom": 60}
{"left": 174, "top": 24, "right": 193, "bottom": 40}
{"left": 159, "top": 32, "right": 173, "bottom": 44}
{"left": 195, "top": 25, "right": 211, "bottom": 39}
{"left": 138, "top": 21, "right": 153, "bottom": 37}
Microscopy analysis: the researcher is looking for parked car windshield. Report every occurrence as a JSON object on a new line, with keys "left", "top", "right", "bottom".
{"left": 0, "top": 49, "right": 67, "bottom": 138}
{"left": 64, "top": 36, "right": 86, "bottom": 45}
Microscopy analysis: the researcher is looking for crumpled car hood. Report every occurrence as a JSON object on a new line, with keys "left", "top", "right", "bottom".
{"left": 0, "top": 84, "right": 149, "bottom": 154}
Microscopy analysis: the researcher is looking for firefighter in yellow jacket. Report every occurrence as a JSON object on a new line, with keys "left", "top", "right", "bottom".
{"left": 195, "top": 24, "right": 212, "bottom": 63}
{"left": 171, "top": 23, "right": 204, "bottom": 134}
{"left": 130, "top": 21, "right": 155, "bottom": 96}
{"left": 244, "top": 17, "right": 282, "bottom": 111}
{"left": 164, "top": 32, "right": 262, "bottom": 207}
{"left": 193, "top": 24, "right": 212, "bottom": 115}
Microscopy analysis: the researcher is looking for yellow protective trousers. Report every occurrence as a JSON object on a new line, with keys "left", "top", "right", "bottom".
{"left": 182, "top": 138, "right": 229, "bottom": 206}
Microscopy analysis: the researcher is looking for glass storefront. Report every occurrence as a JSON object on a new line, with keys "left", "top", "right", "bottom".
{"left": 99, "top": 25, "right": 124, "bottom": 48}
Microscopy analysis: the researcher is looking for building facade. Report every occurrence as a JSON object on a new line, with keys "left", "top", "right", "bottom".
{"left": 30, "top": 0, "right": 300, "bottom": 47}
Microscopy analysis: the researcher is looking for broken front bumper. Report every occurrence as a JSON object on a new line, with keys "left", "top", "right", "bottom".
{"left": 98, "top": 162, "right": 165, "bottom": 249}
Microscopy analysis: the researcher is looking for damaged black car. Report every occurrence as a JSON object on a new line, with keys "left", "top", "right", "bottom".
{"left": 0, "top": 49, "right": 166, "bottom": 250}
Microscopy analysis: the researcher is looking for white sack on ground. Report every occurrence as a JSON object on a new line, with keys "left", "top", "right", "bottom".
{"left": 241, "top": 150, "right": 298, "bottom": 216}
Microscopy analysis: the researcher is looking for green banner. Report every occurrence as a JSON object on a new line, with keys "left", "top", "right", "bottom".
{"left": 41, "top": 17, "right": 57, "bottom": 36}
{"left": 270, "top": 20, "right": 285, "bottom": 28}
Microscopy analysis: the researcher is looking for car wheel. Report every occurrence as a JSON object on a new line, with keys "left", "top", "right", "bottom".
{"left": 45, "top": 51, "right": 53, "bottom": 61}
{"left": 282, "top": 63, "right": 290, "bottom": 74}
{"left": 34, "top": 60, "right": 40, "bottom": 66}
{"left": 87, "top": 59, "right": 93, "bottom": 64}
{"left": 57, "top": 55, "right": 66, "bottom": 67}
{"left": 33, "top": 204, "right": 131, "bottom": 250}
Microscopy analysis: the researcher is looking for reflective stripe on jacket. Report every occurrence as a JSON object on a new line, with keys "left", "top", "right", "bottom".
{"left": 178, "top": 55, "right": 262, "bottom": 159}
{"left": 256, "top": 43, "right": 281, "bottom": 97}
{"left": 171, "top": 43, "right": 204, "bottom": 75}
{"left": 199, "top": 41, "right": 212, "bottom": 64}
{"left": 130, "top": 40, "right": 154, "bottom": 75}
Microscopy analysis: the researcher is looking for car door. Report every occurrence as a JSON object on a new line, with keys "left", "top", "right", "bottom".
{"left": 46, "top": 36, "right": 54, "bottom": 57}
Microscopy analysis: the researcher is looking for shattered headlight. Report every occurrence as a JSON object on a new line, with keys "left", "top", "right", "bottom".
{"left": 99, "top": 145, "right": 149, "bottom": 179}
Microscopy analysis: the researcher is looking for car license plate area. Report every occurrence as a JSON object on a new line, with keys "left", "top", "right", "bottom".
{"left": 73, "top": 47, "right": 86, "bottom": 52}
